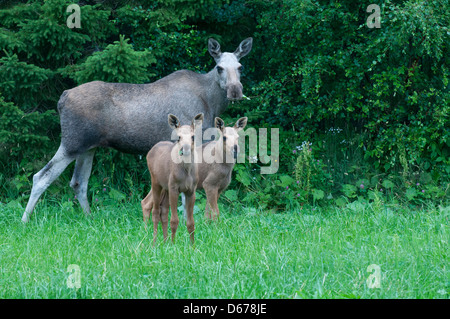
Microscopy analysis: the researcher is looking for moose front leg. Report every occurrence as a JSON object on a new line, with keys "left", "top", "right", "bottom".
{"left": 169, "top": 189, "right": 180, "bottom": 243}
{"left": 184, "top": 192, "right": 196, "bottom": 244}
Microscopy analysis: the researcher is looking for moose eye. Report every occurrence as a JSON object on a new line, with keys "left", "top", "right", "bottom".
{"left": 191, "top": 136, "right": 195, "bottom": 142}
{"left": 178, "top": 136, "right": 181, "bottom": 142}
{"left": 216, "top": 66, "right": 224, "bottom": 74}
{"left": 223, "top": 136, "right": 227, "bottom": 141}
{"left": 238, "top": 65, "right": 243, "bottom": 72}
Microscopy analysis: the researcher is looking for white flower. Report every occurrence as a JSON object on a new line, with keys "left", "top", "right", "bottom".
{"left": 327, "top": 127, "right": 343, "bottom": 134}
{"left": 296, "top": 141, "right": 312, "bottom": 151}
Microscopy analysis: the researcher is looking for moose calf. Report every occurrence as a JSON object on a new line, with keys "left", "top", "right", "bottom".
{"left": 196, "top": 116, "right": 248, "bottom": 220}
{"left": 145, "top": 113, "right": 203, "bottom": 244}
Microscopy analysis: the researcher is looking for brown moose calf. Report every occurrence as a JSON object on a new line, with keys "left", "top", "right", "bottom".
{"left": 144, "top": 113, "right": 203, "bottom": 245}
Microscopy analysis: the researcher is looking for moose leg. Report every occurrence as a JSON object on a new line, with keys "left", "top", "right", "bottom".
{"left": 141, "top": 189, "right": 153, "bottom": 225}
{"left": 70, "top": 149, "right": 95, "bottom": 215}
{"left": 151, "top": 184, "right": 163, "bottom": 245}
{"left": 169, "top": 189, "right": 180, "bottom": 243}
{"left": 205, "top": 187, "right": 220, "bottom": 221}
{"left": 152, "top": 185, "right": 161, "bottom": 245}
{"left": 22, "top": 145, "right": 76, "bottom": 223}
{"left": 159, "top": 190, "right": 169, "bottom": 242}
{"left": 184, "top": 192, "right": 196, "bottom": 244}
{"left": 204, "top": 201, "right": 212, "bottom": 220}
{"left": 212, "top": 190, "right": 222, "bottom": 221}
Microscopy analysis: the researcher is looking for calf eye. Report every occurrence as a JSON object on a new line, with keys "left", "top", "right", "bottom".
{"left": 223, "top": 136, "right": 227, "bottom": 141}
{"left": 191, "top": 136, "right": 195, "bottom": 142}
{"left": 238, "top": 65, "right": 243, "bottom": 72}
{"left": 216, "top": 66, "right": 224, "bottom": 74}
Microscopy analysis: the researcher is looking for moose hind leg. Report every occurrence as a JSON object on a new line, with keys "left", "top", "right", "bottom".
{"left": 159, "top": 190, "right": 170, "bottom": 242}
{"left": 204, "top": 187, "right": 219, "bottom": 221}
{"left": 22, "top": 145, "right": 75, "bottom": 223}
{"left": 141, "top": 189, "right": 153, "bottom": 225}
{"left": 70, "top": 149, "right": 95, "bottom": 215}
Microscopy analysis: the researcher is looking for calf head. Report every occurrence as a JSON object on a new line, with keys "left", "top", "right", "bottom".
{"left": 215, "top": 116, "right": 248, "bottom": 161}
{"left": 169, "top": 113, "right": 204, "bottom": 162}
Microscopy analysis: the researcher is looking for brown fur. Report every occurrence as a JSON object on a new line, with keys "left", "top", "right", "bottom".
{"left": 145, "top": 113, "right": 203, "bottom": 245}
{"left": 141, "top": 117, "right": 248, "bottom": 224}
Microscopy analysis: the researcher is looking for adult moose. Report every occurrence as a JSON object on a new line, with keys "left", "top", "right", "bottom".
{"left": 21, "top": 37, "right": 253, "bottom": 223}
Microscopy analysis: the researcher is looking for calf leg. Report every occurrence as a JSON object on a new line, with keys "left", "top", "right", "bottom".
{"left": 169, "top": 189, "right": 180, "bottom": 243}
{"left": 205, "top": 187, "right": 220, "bottom": 221}
{"left": 212, "top": 190, "right": 222, "bottom": 221}
{"left": 184, "top": 192, "right": 196, "bottom": 244}
{"left": 204, "top": 202, "right": 212, "bottom": 220}
{"left": 151, "top": 184, "right": 163, "bottom": 245}
{"left": 70, "top": 149, "right": 95, "bottom": 215}
{"left": 22, "top": 145, "right": 76, "bottom": 223}
{"left": 159, "top": 190, "right": 170, "bottom": 242}
{"left": 141, "top": 189, "right": 153, "bottom": 225}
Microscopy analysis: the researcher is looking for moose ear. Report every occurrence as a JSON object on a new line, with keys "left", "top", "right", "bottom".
{"left": 168, "top": 114, "right": 180, "bottom": 130}
{"left": 234, "top": 117, "right": 248, "bottom": 131}
{"left": 208, "top": 38, "right": 222, "bottom": 62}
{"left": 215, "top": 117, "right": 225, "bottom": 132}
{"left": 234, "top": 37, "right": 253, "bottom": 60}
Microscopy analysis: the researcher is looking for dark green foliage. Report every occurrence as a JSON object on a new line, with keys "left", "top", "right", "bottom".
{"left": 0, "top": 0, "right": 448, "bottom": 207}
{"left": 242, "top": 0, "right": 449, "bottom": 173}
{"left": 228, "top": 0, "right": 449, "bottom": 207}
{"left": 65, "top": 35, "right": 156, "bottom": 84}
{"left": 0, "top": 94, "right": 56, "bottom": 159}
{"left": 0, "top": 93, "right": 58, "bottom": 201}
{"left": 0, "top": 52, "right": 54, "bottom": 110}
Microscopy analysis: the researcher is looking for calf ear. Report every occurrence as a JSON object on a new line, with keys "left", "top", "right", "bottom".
{"left": 208, "top": 38, "right": 222, "bottom": 62}
{"left": 215, "top": 117, "right": 225, "bottom": 132}
{"left": 194, "top": 113, "right": 204, "bottom": 122}
{"left": 234, "top": 117, "right": 248, "bottom": 131}
{"left": 168, "top": 114, "right": 180, "bottom": 130}
{"left": 234, "top": 37, "right": 253, "bottom": 60}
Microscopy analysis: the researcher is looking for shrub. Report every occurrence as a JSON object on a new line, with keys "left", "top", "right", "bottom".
{"left": 64, "top": 35, "right": 156, "bottom": 84}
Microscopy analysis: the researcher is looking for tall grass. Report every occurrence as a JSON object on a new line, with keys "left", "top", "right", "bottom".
{"left": 0, "top": 199, "right": 447, "bottom": 299}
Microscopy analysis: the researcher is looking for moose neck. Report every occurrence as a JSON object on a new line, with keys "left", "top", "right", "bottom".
{"left": 177, "top": 154, "right": 196, "bottom": 174}
{"left": 203, "top": 70, "right": 229, "bottom": 118}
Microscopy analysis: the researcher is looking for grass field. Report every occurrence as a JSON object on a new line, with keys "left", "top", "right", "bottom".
{"left": 0, "top": 198, "right": 448, "bottom": 299}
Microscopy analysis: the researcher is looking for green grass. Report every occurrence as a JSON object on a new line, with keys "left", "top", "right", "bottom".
{"left": 0, "top": 199, "right": 448, "bottom": 299}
